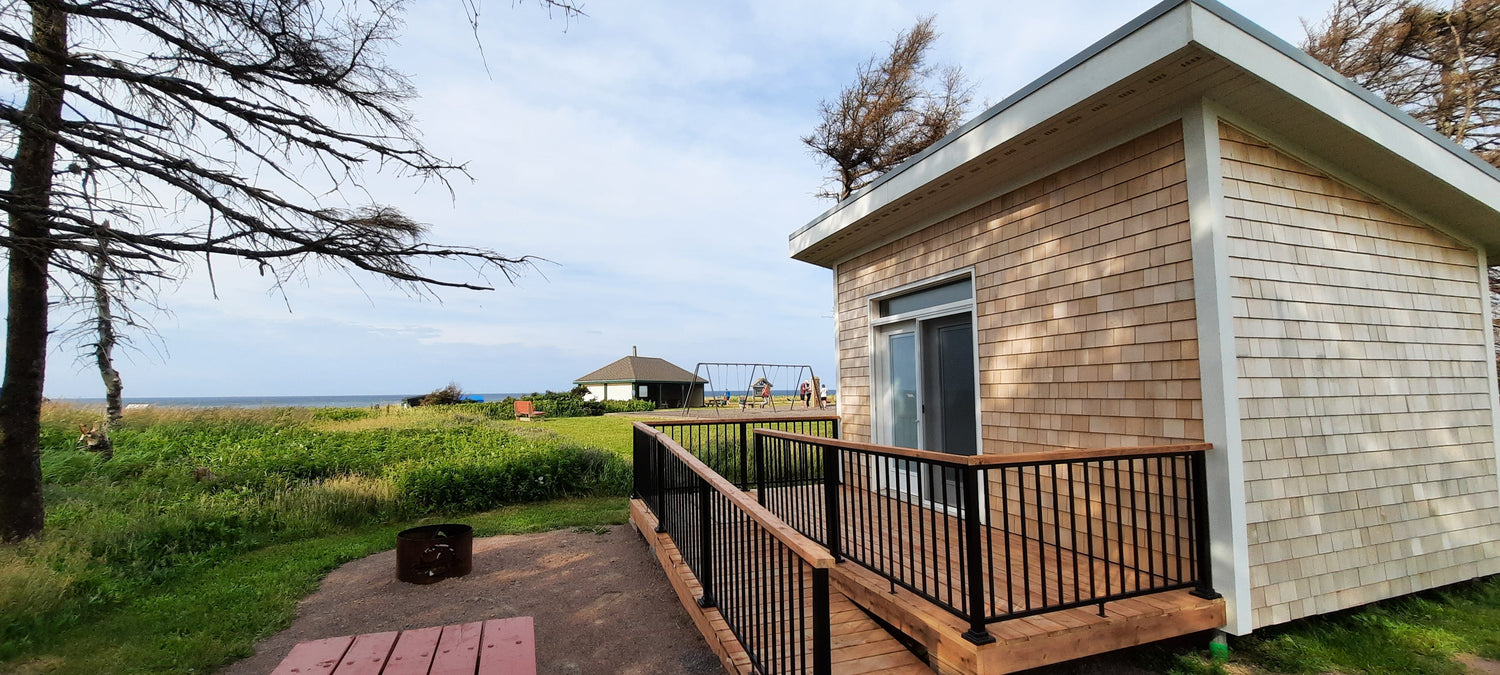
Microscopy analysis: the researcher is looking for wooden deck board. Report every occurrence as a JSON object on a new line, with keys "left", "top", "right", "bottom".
{"left": 632, "top": 499, "right": 930, "bottom": 675}
{"left": 270, "top": 620, "right": 535, "bottom": 675}
{"left": 635, "top": 473, "right": 1226, "bottom": 674}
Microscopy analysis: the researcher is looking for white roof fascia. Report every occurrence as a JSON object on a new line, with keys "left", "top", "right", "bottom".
{"left": 1183, "top": 3, "right": 1500, "bottom": 217}
{"left": 787, "top": 2, "right": 1196, "bottom": 259}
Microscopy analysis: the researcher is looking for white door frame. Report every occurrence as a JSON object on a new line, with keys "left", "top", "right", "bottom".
{"left": 868, "top": 270, "right": 982, "bottom": 515}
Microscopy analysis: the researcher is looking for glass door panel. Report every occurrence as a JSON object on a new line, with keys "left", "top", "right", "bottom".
{"left": 922, "top": 315, "right": 975, "bottom": 508}
{"left": 887, "top": 330, "right": 919, "bottom": 450}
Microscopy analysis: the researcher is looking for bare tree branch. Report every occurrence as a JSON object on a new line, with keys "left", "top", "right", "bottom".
{"left": 0, "top": 0, "right": 583, "bottom": 541}
{"left": 1304, "top": 0, "right": 1500, "bottom": 166}
{"left": 802, "top": 16, "right": 975, "bottom": 201}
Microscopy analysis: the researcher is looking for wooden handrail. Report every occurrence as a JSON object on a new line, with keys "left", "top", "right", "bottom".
{"left": 753, "top": 428, "right": 1211, "bottom": 468}
{"left": 632, "top": 422, "right": 835, "bottom": 568}
{"left": 644, "top": 415, "right": 840, "bottom": 428}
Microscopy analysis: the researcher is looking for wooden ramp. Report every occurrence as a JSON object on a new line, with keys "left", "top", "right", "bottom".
{"left": 631, "top": 499, "right": 931, "bottom": 675}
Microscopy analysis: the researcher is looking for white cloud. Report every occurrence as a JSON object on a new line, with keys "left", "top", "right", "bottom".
{"left": 25, "top": 0, "right": 1326, "bottom": 398}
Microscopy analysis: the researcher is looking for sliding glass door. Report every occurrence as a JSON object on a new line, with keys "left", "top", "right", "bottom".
{"left": 874, "top": 276, "right": 978, "bottom": 510}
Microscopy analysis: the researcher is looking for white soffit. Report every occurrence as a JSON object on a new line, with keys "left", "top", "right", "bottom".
{"left": 790, "top": 0, "right": 1500, "bottom": 268}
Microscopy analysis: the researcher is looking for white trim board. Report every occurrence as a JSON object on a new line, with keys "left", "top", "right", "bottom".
{"left": 1182, "top": 101, "right": 1251, "bottom": 635}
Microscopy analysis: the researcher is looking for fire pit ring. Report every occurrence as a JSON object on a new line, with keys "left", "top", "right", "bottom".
{"left": 396, "top": 523, "right": 473, "bottom": 584}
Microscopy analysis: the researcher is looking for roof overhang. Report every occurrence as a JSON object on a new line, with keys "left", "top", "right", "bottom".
{"left": 789, "top": 0, "right": 1500, "bottom": 268}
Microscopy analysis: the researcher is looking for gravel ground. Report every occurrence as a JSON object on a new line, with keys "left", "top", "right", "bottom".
{"left": 221, "top": 525, "right": 721, "bottom": 675}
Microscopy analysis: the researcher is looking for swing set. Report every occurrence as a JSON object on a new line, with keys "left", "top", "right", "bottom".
{"left": 685, "top": 362, "right": 823, "bottom": 416}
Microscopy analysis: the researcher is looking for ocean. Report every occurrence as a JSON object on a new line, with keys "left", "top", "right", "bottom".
{"left": 56, "top": 389, "right": 831, "bottom": 409}
{"left": 56, "top": 393, "right": 530, "bottom": 409}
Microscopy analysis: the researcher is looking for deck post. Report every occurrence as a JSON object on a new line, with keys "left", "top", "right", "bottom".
{"left": 831, "top": 417, "right": 840, "bottom": 440}
{"left": 697, "top": 479, "right": 716, "bottom": 607}
{"left": 754, "top": 432, "right": 767, "bottom": 500}
{"left": 738, "top": 422, "right": 750, "bottom": 489}
{"left": 1190, "top": 450, "right": 1221, "bottom": 599}
{"left": 813, "top": 568, "right": 832, "bottom": 675}
{"left": 821, "top": 443, "right": 842, "bottom": 562}
{"left": 960, "top": 465, "right": 996, "bottom": 645}
{"left": 654, "top": 436, "right": 666, "bottom": 533}
{"left": 737, "top": 422, "right": 749, "bottom": 488}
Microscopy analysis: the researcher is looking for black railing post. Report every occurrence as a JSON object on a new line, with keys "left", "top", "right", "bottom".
{"left": 960, "top": 465, "right": 996, "bottom": 644}
{"left": 654, "top": 436, "right": 667, "bottom": 533}
{"left": 813, "top": 568, "right": 832, "bottom": 675}
{"left": 754, "top": 432, "right": 767, "bottom": 500}
{"left": 632, "top": 428, "right": 643, "bottom": 500}
{"left": 697, "top": 479, "right": 716, "bottom": 607}
{"left": 822, "top": 443, "right": 842, "bottom": 562}
{"left": 738, "top": 422, "right": 749, "bottom": 488}
{"left": 831, "top": 417, "right": 840, "bottom": 440}
{"left": 1190, "top": 450, "right": 1221, "bottom": 599}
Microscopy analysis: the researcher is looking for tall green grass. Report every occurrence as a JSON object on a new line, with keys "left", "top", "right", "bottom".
{"left": 2, "top": 403, "right": 635, "bottom": 673}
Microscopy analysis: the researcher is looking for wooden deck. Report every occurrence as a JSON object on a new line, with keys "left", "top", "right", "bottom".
{"left": 767, "top": 482, "right": 1204, "bottom": 619}
{"left": 631, "top": 499, "right": 932, "bottom": 675}
{"left": 761, "top": 483, "right": 1224, "bottom": 674}
{"left": 637, "top": 482, "right": 1226, "bottom": 674}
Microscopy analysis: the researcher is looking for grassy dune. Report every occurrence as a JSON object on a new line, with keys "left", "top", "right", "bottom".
{"left": 2, "top": 404, "right": 643, "bottom": 674}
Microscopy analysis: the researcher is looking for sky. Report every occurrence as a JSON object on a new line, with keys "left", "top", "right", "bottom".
{"left": 30, "top": 0, "right": 1331, "bottom": 399}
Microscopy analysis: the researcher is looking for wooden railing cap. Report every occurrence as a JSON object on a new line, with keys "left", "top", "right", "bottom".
{"left": 633, "top": 421, "right": 836, "bottom": 567}
{"left": 752, "top": 427, "right": 1212, "bottom": 468}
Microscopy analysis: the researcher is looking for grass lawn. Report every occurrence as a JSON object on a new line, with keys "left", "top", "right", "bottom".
{"left": 1226, "top": 575, "right": 1500, "bottom": 674}
{"left": 2, "top": 498, "right": 625, "bottom": 675}
{"left": 1, "top": 403, "right": 634, "bottom": 675}
{"left": 8, "top": 403, "right": 1498, "bottom": 675}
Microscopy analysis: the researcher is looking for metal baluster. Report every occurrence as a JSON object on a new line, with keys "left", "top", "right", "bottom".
{"left": 961, "top": 465, "right": 995, "bottom": 644}
{"left": 654, "top": 436, "right": 666, "bottom": 533}
{"left": 1190, "top": 450, "right": 1220, "bottom": 599}
{"left": 823, "top": 442, "right": 842, "bottom": 562}
{"left": 698, "top": 478, "right": 715, "bottom": 608}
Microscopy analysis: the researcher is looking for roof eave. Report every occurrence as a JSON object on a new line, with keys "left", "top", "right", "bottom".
{"left": 789, "top": 0, "right": 1500, "bottom": 267}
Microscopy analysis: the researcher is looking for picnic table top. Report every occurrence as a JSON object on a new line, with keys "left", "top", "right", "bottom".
{"left": 269, "top": 617, "right": 535, "bottom": 675}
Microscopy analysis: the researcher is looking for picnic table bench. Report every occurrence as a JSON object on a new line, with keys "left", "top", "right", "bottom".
{"left": 270, "top": 617, "right": 535, "bottom": 675}
{"left": 513, "top": 400, "right": 545, "bottom": 421}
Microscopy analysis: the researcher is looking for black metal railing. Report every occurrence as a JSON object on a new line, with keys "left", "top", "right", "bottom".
{"left": 646, "top": 417, "right": 839, "bottom": 490}
{"left": 634, "top": 423, "right": 834, "bottom": 674}
{"left": 752, "top": 430, "right": 1218, "bottom": 644}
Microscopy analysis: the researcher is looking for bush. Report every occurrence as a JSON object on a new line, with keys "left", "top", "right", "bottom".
{"left": 602, "top": 399, "right": 655, "bottom": 413}
{"left": 389, "top": 445, "right": 629, "bottom": 512}
{"left": 311, "top": 407, "right": 373, "bottom": 421}
{"left": 474, "top": 391, "right": 610, "bottom": 419}
{"left": 421, "top": 382, "right": 467, "bottom": 406}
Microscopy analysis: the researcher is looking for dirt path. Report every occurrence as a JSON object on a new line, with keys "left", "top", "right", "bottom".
{"left": 222, "top": 525, "right": 721, "bottom": 675}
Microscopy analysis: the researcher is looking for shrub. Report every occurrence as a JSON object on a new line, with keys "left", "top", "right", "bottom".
{"left": 602, "top": 399, "right": 655, "bottom": 413}
{"left": 311, "top": 407, "right": 373, "bottom": 421}
{"left": 421, "top": 382, "right": 466, "bottom": 406}
{"left": 389, "top": 445, "right": 629, "bottom": 513}
{"left": 476, "top": 391, "right": 609, "bottom": 419}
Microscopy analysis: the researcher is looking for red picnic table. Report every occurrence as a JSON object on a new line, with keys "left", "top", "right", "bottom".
{"left": 270, "top": 617, "right": 535, "bottom": 675}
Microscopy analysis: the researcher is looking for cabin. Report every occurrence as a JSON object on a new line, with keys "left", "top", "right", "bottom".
{"left": 574, "top": 350, "right": 707, "bottom": 408}
{"left": 629, "top": 1, "right": 1500, "bottom": 673}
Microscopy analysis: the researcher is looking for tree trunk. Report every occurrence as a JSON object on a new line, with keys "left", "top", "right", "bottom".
{"left": 1, "top": 0, "right": 68, "bottom": 542}
{"left": 92, "top": 234, "right": 123, "bottom": 427}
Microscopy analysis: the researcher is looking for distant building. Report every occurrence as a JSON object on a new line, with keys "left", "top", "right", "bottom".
{"left": 574, "top": 349, "right": 706, "bottom": 408}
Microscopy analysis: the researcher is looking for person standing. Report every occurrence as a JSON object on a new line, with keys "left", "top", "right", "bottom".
{"left": 760, "top": 382, "right": 772, "bottom": 407}
{"left": 819, "top": 383, "right": 829, "bottom": 408}
{"left": 799, "top": 380, "right": 811, "bottom": 407}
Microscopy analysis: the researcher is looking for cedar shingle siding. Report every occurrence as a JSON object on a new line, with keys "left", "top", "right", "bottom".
{"left": 1222, "top": 123, "right": 1500, "bottom": 628}
{"left": 835, "top": 122, "right": 1205, "bottom": 454}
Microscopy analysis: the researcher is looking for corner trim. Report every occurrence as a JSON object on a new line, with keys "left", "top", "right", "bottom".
{"left": 1182, "top": 100, "right": 1253, "bottom": 635}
